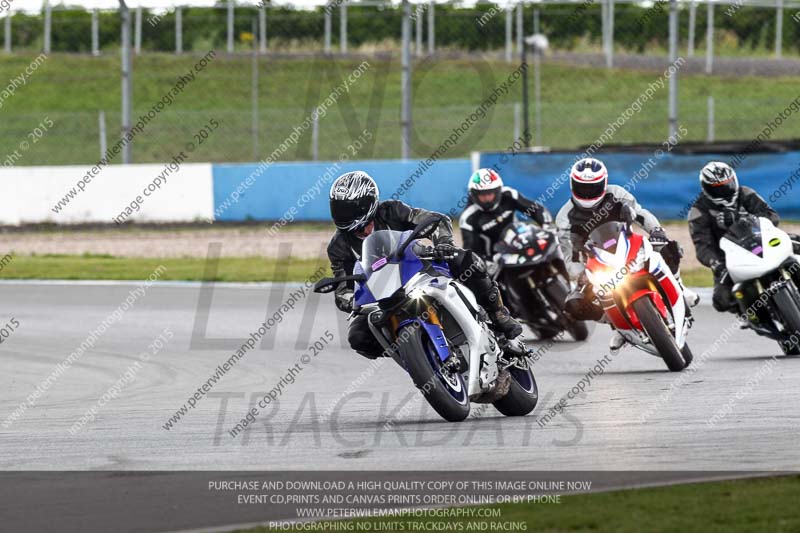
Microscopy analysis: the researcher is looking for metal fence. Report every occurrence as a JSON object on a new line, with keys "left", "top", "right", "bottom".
{"left": 2, "top": 1, "right": 800, "bottom": 167}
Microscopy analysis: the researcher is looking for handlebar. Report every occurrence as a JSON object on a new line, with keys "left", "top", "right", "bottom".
{"left": 414, "top": 244, "right": 456, "bottom": 261}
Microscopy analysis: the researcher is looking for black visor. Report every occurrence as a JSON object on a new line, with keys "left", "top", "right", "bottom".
{"left": 330, "top": 197, "right": 374, "bottom": 230}
{"left": 572, "top": 179, "right": 605, "bottom": 201}
{"left": 702, "top": 178, "right": 737, "bottom": 204}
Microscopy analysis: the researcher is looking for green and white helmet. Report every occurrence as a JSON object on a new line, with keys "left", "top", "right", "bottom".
{"left": 468, "top": 168, "right": 503, "bottom": 211}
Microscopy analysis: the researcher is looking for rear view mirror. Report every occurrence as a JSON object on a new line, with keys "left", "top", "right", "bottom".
{"left": 396, "top": 217, "right": 442, "bottom": 258}
{"left": 313, "top": 275, "right": 366, "bottom": 294}
{"left": 313, "top": 278, "right": 338, "bottom": 293}
{"left": 416, "top": 218, "right": 441, "bottom": 240}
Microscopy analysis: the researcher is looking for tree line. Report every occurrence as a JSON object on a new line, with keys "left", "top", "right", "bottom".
{"left": 2, "top": 3, "right": 797, "bottom": 54}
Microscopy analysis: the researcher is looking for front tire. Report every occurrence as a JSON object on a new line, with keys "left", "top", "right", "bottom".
{"left": 631, "top": 298, "right": 687, "bottom": 372}
{"left": 493, "top": 363, "right": 538, "bottom": 416}
{"left": 773, "top": 284, "right": 800, "bottom": 337}
{"left": 396, "top": 324, "right": 470, "bottom": 422}
{"left": 772, "top": 285, "right": 800, "bottom": 355}
{"left": 681, "top": 343, "right": 694, "bottom": 369}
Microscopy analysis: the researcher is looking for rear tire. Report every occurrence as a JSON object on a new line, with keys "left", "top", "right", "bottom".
{"left": 396, "top": 324, "right": 470, "bottom": 422}
{"left": 493, "top": 364, "right": 538, "bottom": 417}
{"left": 631, "top": 298, "right": 687, "bottom": 372}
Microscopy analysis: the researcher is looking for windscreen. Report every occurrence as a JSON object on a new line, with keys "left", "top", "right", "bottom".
{"left": 587, "top": 221, "right": 626, "bottom": 254}
{"left": 361, "top": 230, "right": 405, "bottom": 273}
{"left": 725, "top": 215, "right": 761, "bottom": 245}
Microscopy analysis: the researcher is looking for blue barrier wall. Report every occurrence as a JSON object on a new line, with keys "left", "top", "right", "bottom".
{"left": 479, "top": 151, "right": 800, "bottom": 219}
{"left": 212, "top": 159, "right": 472, "bottom": 221}
{"left": 212, "top": 152, "right": 800, "bottom": 221}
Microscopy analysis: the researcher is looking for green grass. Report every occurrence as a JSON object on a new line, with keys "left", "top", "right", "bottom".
{"left": 680, "top": 268, "right": 713, "bottom": 287}
{"left": 0, "top": 254, "right": 330, "bottom": 282}
{"left": 3, "top": 53, "right": 800, "bottom": 166}
{"left": 0, "top": 253, "right": 714, "bottom": 286}
{"left": 243, "top": 475, "right": 800, "bottom": 533}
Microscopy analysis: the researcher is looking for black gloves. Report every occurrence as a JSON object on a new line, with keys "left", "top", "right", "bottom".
{"left": 432, "top": 242, "right": 457, "bottom": 262}
{"left": 334, "top": 291, "right": 354, "bottom": 313}
{"left": 715, "top": 209, "right": 738, "bottom": 228}
{"left": 710, "top": 259, "right": 728, "bottom": 280}
{"left": 649, "top": 227, "right": 669, "bottom": 245}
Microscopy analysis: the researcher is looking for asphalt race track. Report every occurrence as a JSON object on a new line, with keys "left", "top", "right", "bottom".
{"left": 0, "top": 281, "right": 798, "bottom": 531}
{"left": 2, "top": 280, "right": 798, "bottom": 471}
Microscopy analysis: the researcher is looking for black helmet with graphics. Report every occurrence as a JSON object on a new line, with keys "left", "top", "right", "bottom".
{"left": 329, "top": 171, "right": 380, "bottom": 232}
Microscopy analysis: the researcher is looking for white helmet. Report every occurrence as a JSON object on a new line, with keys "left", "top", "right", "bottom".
{"left": 570, "top": 158, "right": 608, "bottom": 209}
{"left": 468, "top": 168, "right": 503, "bottom": 211}
{"left": 700, "top": 161, "right": 739, "bottom": 207}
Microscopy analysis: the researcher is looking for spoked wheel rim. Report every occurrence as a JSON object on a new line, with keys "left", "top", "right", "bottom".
{"left": 507, "top": 358, "right": 535, "bottom": 393}
{"left": 424, "top": 337, "right": 468, "bottom": 405}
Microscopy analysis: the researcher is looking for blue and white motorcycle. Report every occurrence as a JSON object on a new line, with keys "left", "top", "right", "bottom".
{"left": 314, "top": 218, "right": 539, "bottom": 422}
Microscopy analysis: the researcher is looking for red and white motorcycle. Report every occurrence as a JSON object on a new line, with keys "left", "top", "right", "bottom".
{"left": 583, "top": 219, "right": 693, "bottom": 372}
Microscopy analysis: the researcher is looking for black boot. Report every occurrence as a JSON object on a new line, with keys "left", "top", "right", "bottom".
{"left": 478, "top": 283, "right": 522, "bottom": 339}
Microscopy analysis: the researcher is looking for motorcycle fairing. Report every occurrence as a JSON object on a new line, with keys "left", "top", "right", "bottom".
{"left": 721, "top": 217, "right": 795, "bottom": 284}
{"left": 397, "top": 318, "right": 450, "bottom": 362}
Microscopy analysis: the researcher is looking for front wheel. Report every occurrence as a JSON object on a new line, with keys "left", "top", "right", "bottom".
{"left": 493, "top": 362, "right": 538, "bottom": 416}
{"left": 772, "top": 284, "right": 800, "bottom": 355}
{"left": 631, "top": 298, "right": 687, "bottom": 372}
{"left": 773, "top": 284, "right": 800, "bottom": 337}
{"left": 396, "top": 323, "right": 470, "bottom": 422}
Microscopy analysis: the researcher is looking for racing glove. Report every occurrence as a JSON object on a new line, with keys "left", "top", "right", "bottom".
{"left": 715, "top": 209, "right": 737, "bottom": 228}
{"left": 709, "top": 259, "right": 728, "bottom": 280}
{"left": 432, "top": 243, "right": 458, "bottom": 262}
{"left": 334, "top": 290, "right": 354, "bottom": 313}
{"left": 649, "top": 227, "right": 669, "bottom": 245}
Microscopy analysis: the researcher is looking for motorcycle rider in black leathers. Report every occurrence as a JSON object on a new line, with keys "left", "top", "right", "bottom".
{"left": 326, "top": 171, "right": 523, "bottom": 359}
{"left": 688, "top": 161, "right": 800, "bottom": 313}
{"left": 558, "top": 158, "right": 698, "bottom": 353}
{"left": 458, "top": 168, "right": 552, "bottom": 260}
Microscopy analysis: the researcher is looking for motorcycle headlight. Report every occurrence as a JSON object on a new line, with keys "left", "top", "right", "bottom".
{"left": 588, "top": 268, "right": 618, "bottom": 290}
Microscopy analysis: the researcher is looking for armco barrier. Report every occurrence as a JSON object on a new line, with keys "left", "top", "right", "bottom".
{"left": 477, "top": 150, "right": 800, "bottom": 219}
{"left": 211, "top": 159, "right": 472, "bottom": 222}
{"left": 0, "top": 163, "right": 214, "bottom": 225}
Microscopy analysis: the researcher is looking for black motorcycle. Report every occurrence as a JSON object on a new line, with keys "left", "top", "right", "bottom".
{"left": 491, "top": 221, "right": 589, "bottom": 341}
